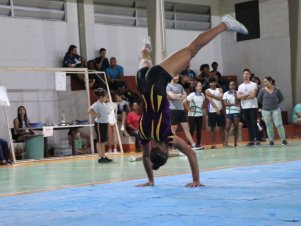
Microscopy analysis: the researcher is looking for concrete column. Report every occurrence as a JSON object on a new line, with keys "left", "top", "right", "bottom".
{"left": 296, "top": 1, "right": 301, "bottom": 103}
{"left": 146, "top": 0, "right": 166, "bottom": 64}
{"left": 289, "top": 0, "right": 301, "bottom": 104}
{"left": 77, "top": 0, "right": 94, "bottom": 61}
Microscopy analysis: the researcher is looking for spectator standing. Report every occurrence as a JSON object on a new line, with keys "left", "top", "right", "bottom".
{"left": 205, "top": 77, "right": 225, "bottom": 149}
{"left": 223, "top": 81, "right": 240, "bottom": 147}
{"left": 196, "top": 64, "right": 210, "bottom": 89}
{"left": 183, "top": 81, "right": 206, "bottom": 149}
{"left": 257, "top": 76, "right": 288, "bottom": 146}
{"left": 210, "top": 62, "right": 222, "bottom": 78}
{"left": 211, "top": 61, "right": 226, "bottom": 91}
{"left": 252, "top": 76, "right": 267, "bottom": 141}
{"left": 114, "top": 93, "right": 130, "bottom": 136}
{"left": 166, "top": 75, "right": 200, "bottom": 150}
{"left": 106, "top": 100, "right": 119, "bottom": 154}
{"left": 179, "top": 74, "right": 194, "bottom": 94}
{"left": 237, "top": 69, "right": 260, "bottom": 146}
{"left": 88, "top": 89, "right": 113, "bottom": 163}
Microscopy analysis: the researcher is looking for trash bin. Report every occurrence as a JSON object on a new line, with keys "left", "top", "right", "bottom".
{"left": 25, "top": 135, "right": 44, "bottom": 159}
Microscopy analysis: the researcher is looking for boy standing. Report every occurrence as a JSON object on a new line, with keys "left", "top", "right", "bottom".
{"left": 88, "top": 89, "right": 113, "bottom": 163}
{"left": 205, "top": 77, "right": 225, "bottom": 149}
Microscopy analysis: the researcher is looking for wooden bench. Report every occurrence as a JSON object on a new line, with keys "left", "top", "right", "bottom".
{"left": 285, "top": 124, "right": 301, "bottom": 138}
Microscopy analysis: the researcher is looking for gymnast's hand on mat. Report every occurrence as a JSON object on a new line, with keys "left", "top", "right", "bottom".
{"left": 185, "top": 182, "right": 205, "bottom": 187}
{"left": 136, "top": 182, "right": 154, "bottom": 187}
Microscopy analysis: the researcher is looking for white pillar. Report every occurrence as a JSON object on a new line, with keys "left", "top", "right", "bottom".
{"left": 146, "top": 0, "right": 167, "bottom": 64}
{"left": 295, "top": 2, "right": 301, "bottom": 103}
{"left": 77, "top": 0, "right": 95, "bottom": 61}
{"left": 289, "top": 0, "right": 301, "bottom": 104}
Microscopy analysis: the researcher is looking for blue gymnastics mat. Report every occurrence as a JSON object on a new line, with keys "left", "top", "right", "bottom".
{"left": 0, "top": 161, "right": 301, "bottom": 226}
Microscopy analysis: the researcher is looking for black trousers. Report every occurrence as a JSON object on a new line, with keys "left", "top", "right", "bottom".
{"left": 188, "top": 116, "right": 203, "bottom": 145}
{"left": 0, "top": 138, "right": 9, "bottom": 161}
{"left": 241, "top": 108, "right": 259, "bottom": 142}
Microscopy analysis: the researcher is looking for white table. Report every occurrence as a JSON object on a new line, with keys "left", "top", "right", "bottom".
{"left": 31, "top": 124, "right": 94, "bottom": 157}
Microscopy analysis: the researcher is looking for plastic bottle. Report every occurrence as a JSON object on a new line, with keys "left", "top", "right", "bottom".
{"left": 60, "top": 111, "right": 66, "bottom": 124}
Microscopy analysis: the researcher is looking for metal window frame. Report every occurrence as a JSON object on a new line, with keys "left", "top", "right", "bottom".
{"left": 0, "top": 0, "right": 66, "bottom": 21}
{"left": 94, "top": 0, "right": 211, "bottom": 31}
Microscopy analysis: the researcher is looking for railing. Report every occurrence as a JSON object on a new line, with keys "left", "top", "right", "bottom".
{"left": 0, "top": 67, "right": 92, "bottom": 163}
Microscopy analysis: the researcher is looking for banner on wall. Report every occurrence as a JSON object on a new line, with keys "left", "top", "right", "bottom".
{"left": 0, "top": 86, "right": 10, "bottom": 107}
{"left": 55, "top": 72, "right": 67, "bottom": 91}
{"left": 43, "top": 126, "right": 54, "bottom": 137}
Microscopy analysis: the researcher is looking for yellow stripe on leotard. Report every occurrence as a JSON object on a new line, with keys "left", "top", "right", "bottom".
{"left": 139, "top": 114, "right": 146, "bottom": 139}
{"left": 150, "top": 85, "right": 155, "bottom": 111}
{"left": 151, "top": 120, "right": 154, "bottom": 139}
{"left": 141, "top": 94, "right": 147, "bottom": 111}
{"left": 156, "top": 113, "right": 163, "bottom": 141}
{"left": 157, "top": 95, "right": 162, "bottom": 112}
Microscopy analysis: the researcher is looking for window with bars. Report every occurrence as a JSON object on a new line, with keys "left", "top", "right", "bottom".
{"left": 94, "top": 0, "right": 211, "bottom": 31}
{"left": 0, "top": 0, "right": 66, "bottom": 21}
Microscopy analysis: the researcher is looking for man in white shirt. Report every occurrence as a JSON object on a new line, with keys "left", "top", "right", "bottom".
{"left": 237, "top": 69, "right": 260, "bottom": 146}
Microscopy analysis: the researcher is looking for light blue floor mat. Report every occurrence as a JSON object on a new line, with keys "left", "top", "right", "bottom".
{"left": 0, "top": 161, "right": 301, "bottom": 226}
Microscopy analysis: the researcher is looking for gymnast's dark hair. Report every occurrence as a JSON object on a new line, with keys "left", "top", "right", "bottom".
{"left": 150, "top": 147, "right": 168, "bottom": 170}
{"left": 264, "top": 76, "right": 275, "bottom": 85}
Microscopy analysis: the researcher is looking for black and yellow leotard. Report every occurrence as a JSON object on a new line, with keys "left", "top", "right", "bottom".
{"left": 136, "top": 65, "right": 174, "bottom": 145}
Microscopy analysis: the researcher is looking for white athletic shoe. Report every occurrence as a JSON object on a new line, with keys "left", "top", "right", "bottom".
{"left": 143, "top": 35, "right": 151, "bottom": 45}
{"left": 143, "top": 35, "right": 152, "bottom": 52}
{"left": 112, "top": 149, "right": 118, "bottom": 154}
{"left": 221, "top": 14, "right": 248, "bottom": 35}
{"left": 129, "top": 156, "right": 137, "bottom": 162}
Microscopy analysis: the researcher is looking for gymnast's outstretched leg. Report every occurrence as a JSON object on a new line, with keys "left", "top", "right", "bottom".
{"left": 160, "top": 15, "right": 248, "bottom": 78}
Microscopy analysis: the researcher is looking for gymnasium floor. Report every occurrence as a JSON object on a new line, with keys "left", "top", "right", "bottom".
{"left": 0, "top": 140, "right": 301, "bottom": 225}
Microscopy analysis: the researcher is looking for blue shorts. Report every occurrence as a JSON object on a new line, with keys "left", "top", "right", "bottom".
{"left": 226, "top": 113, "right": 241, "bottom": 120}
